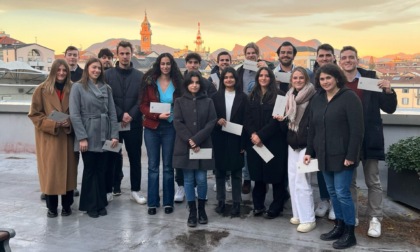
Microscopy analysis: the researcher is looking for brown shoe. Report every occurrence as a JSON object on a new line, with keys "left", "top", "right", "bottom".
{"left": 242, "top": 180, "right": 251, "bottom": 194}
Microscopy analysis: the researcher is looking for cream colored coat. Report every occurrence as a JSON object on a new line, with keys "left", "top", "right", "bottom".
{"left": 28, "top": 83, "right": 77, "bottom": 195}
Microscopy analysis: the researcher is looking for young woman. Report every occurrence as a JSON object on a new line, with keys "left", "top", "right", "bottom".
{"left": 304, "top": 63, "right": 364, "bottom": 249}
{"left": 69, "top": 58, "right": 119, "bottom": 218}
{"left": 211, "top": 67, "right": 248, "bottom": 217}
{"left": 274, "top": 67, "right": 317, "bottom": 232}
{"left": 28, "top": 59, "right": 77, "bottom": 218}
{"left": 140, "top": 53, "right": 183, "bottom": 215}
{"left": 173, "top": 71, "right": 217, "bottom": 227}
{"left": 245, "top": 67, "right": 289, "bottom": 219}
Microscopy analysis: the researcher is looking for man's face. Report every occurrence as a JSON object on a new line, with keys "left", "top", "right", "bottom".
{"left": 117, "top": 46, "right": 132, "bottom": 67}
{"left": 278, "top": 45, "right": 295, "bottom": 67}
{"left": 339, "top": 50, "right": 358, "bottom": 73}
{"left": 65, "top": 50, "right": 79, "bottom": 67}
{"left": 100, "top": 55, "right": 113, "bottom": 69}
{"left": 186, "top": 58, "right": 200, "bottom": 72}
{"left": 217, "top": 55, "right": 231, "bottom": 71}
{"left": 245, "top": 48, "right": 258, "bottom": 61}
{"left": 316, "top": 49, "right": 335, "bottom": 67}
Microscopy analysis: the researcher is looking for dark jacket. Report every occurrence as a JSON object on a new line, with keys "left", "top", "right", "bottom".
{"left": 287, "top": 100, "right": 312, "bottom": 150}
{"left": 306, "top": 88, "right": 364, "bottom": 172}
{"left": 237, "top": 60, "right": 275, "bottom": 94}
{"left": 104, "top": 62, "right": 144, "bottom": 129}
{"left": 211, "top": 90, "right": 249, "bottom": 172}
{"left": 356, "top": 68, "right": 397, "bottom": 160}
{"left": 172, "top": 89, "right": 217, "bottom": 170}
{"left": 208, "top": 65, "right": 221, "bottom": 85}
{"left": 245, "top": 91, "right": 288, "bottom": 183}
{"left": 70, "top": 65, "right": 83, "bottom": 83}
{"left": 184, "top": 70, "right": 217, "bottom": 98}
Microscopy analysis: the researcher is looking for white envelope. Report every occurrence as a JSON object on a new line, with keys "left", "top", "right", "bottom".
{"left": 118, "top": 122, "right": 131, "bottom": 131}
{"left": 243, "top": 60, "right": 259, "bottom": 72}
{"left": 150, "top": 102, "right": 171, "bottom": 113}
{"left": 189, "top": 148, "right": 212, "bottom": 159}
{"left": 357, "top": 77, "right": 382, "bottom": 93}
{"left": 296, "top": 159, "right": 319, "bottom": 174}
{"left": 252, "top": 144, "right": 274, "bottom": 163}
{"left": 48, "top": 110, "right": 69, "bottom": 122}
{"left": 275, "top": 72, "right": 291, "bottom": 83}
{"left": 272, "top": 95, "right": 287, "bottom": 116}
{"left": 210, "top": 73, "right": 220, "bottom": 90}
{"left": 221, "top": 122, "right": 243, "bottom": 136}
{"left": 102, "top": 140, "right": 123, "bottom": 153}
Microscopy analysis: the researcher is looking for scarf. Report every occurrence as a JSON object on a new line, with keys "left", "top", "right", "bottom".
{"left": 285, "top": 83, "right": 316, "bottom": 132}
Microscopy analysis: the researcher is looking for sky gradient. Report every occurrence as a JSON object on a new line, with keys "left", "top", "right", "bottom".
{"left": 1, "top": 0, "right": 420, "bottom": 57}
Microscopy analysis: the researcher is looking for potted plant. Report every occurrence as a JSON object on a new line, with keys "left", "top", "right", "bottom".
{"left": 385, "top": 136, "right": 420, "bottom": 210}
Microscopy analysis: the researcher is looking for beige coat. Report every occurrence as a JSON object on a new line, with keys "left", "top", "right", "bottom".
{"left": 28, "top": 83, "right": 77, "bottom": 195}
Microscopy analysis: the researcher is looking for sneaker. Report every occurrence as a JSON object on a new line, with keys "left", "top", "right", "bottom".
{"left": 368, "top": 217, "right": 381, "bottom": 237}
{"left": 297, "top": 222, "right": 316, "bottom": 233}
{"left": 213, "top": 183, "right": 217, "bottom": 192}
{"left": 328, "top": 203, "right": 336, "bottom": 220}
{"left": 112, "top": 188, "right": 122, "bottom": 196}
{"left": 225, "top": 179, "right": 232, "bottom": 192}
{"left": 315, "top": 200, "right": 329, "bottom": 217}
{"left": 40, "top": 193, "right": 46, "bottom": 200}
{"left": 107, "top": 193, "right": 113, "bottom": 202}
{"left": 74, "top": 188, "right": 80, "bottom": 197}
{"left": 174, "top": 186, "right": 185, "bottom": 203}
{"left": 290, "top": 217, "right": 300, "bottom": 225}
{"left": 355, "top": 218, "right": 359, "bottom": 227}
{"left": 130, "top": 191, "right": 146, "bottom": 205}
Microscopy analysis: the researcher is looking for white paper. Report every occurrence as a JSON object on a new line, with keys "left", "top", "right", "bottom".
{"left": 189, "top": 148, "right": 212, "bottom": 159}
{"left": 118, "top": 122, "right": 131, "bottom": 131}
{"left": 210, "top": 73, "right": 220, "bottom": 90}
{"left": 243, "top": 60, "right": 259, "bottom": 72}
{"left": 275, "top": 72, "right": 291, "bottom": 83}
{"left": 252, "top": 144, "right": 274, "bottom": 163}
{"left": 357, "top": 77, "right": 382, "bottom": 93}
{"left": 102, "top": 140, "right": 123, "bottom": 153}
{"left": 272, "top": 95, "right": 287, "bottom": 117}
{"left": 150, "top": 102, "right": 171, "bottom": 113}
{"left": 221, "top": 122, "right": 243, "bottom": 136}
{"left": 48, "top": 110, "right": 69, "bottom": 122}
{"left": 296, "top": 159, "right": 319, "bottom": 174}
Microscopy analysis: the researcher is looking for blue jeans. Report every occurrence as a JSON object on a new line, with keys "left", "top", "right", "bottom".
{"left": 183, "top": 169, "right": 207, "bottom": 201}
{"left": 323, "top": 169, "right": 356, "bottom": 225}
{"left": 144, "top": 121, "right": 175, "bottom": 208}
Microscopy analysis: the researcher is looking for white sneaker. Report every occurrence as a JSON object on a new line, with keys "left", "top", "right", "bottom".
{"left": 328, "top": 203, "right": 336, "bottom": 220}
{"left": 213, "top": 183, "right": 217, "bottom": 192}
{"left": 315, "top": 200, "right": 329, "bottom": 217}
{"left": 174, "top": 186, "right": 185, "bottom": 203}
{"left": 368, "top": 217, "right": 381, "bottom": 237}
{"left": 130, "top": 191, "right": 146, "bottom": 205}
{"left": 297, "top": 222, "right": 316, "bottom": 233}
{"left": 355, "top": 217, "right": 359, "bottom": 227}
{"left": 107, "top": 193, "right": 113, "bottom": 202}
{"left": 290, "top": 217, "right": 300, "bottom": 225}
{"left": 225, "top": 179, "right": 232, "bottom": 192}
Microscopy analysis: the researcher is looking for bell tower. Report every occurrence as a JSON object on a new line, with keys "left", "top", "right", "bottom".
{"left": 140, "top": 11, "right": 152, "bottom": 53}
{"left": 193, "top": 22, "right": 203, "bottom": 52}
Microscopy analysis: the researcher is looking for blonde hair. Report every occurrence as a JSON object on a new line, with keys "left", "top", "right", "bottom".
{"left": 41, "top": 59, "right": 71, "bottom": 94}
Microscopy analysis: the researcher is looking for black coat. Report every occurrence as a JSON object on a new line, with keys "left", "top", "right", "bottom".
{"left": 245, "top": 91, "right": 288, "bottom": 183}
{"left": 211, "top": 90, "right": 249, "bottom": 172}
{"left": 287, "top": 100, "right": 312, "bottom": 150}
{"left": 306, "top": 88, "right": 364, "bottom": 172}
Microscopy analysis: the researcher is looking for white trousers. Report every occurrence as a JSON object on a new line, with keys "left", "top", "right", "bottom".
{"left": 288, "top": 146, "right": 315, "bottom": 223}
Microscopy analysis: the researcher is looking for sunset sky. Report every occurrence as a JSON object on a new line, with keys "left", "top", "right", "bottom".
{"left": 1, "top": 0, "right": 420, "bottom": 57}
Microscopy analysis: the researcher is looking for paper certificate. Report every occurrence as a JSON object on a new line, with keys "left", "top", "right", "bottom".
{"left": 243, "top": 60, "right": 259, "bottom": 72}
{"left": 150, "top": 102, "right": 171, "bottom": 113}
{"left": 102, "top": 140, "right": 123, "bottom": 153}
{"left": 118, "top": 122, "right": 131, "bottom": 131}
{"left": 357, "top": 77, "right": 382, "bottom": 93}
{"left": 296, "top": 159, "right": 319, "bottom": 174}
{"left": 252, "top": 144, "right": 274, "bottom": 163}
{"left": 221, "top": 122, "right": 243, "bottom": 136}
{"left": 48, "top": 110, "right": 69, "bottom": 122}
{"left": 272, "top": 95, "right": 287, "bottom": 117}
{"left": 189, "top": 148, "right": 212, "bottom": 159}
{"left": 210, "top": 73, "right": 220, "bottom": 90}
{"left": 275, "top": 72, "right": 291, "bottom": 83}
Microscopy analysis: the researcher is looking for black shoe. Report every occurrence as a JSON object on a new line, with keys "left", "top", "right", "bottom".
{"left": 148, "top": 208, "right": 157, "bottom": 215}
{"left": 263, "top": 210, "right": 281, "bottom": 219}
{"left": 61, "top": 208, "right": 72, "bottom": 216}
{"left": 98, "top": 208, "right": 107, "bottom": 216}
{"left": 187, "top": 201, "right": 197, "bottom": 227}
{"left": 231, "top": 202, "right": 240, "bottom": 217}
{"left": 112, "top": 189, "right": 122, "bottom": 196}
{"left": 333, "top": 225, "right": 357, "bottom": 249}
{"left": 198, "top": 199, "right": 208, "bottom": 224}
{"left": 164, "top": 206, "right": 173, "bottom": 214}
{"left": 47, "top": 210, "right": 58, "bottom": 218}
{"left": 74, "top": 189, "right": 80, "bottom": 197}
{"left": 215, "top": 201, "right": 225, "bottom": 214}
{"left": 40, "top": 193, "right": 46, "bottom": 200}
{"left": 242, "top": 180, "right": 251, "bottom": 194}
{"left": 320, "top": 219, "right": 345, "bottom": 241}
{"left": 253, "top": 208, "right": 266, "bottom": 217}
{"left": 87, "top": 211, "right": 99, "bottom": 218}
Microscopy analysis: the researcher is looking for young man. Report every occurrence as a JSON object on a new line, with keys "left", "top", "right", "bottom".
{"left": 208, "top": 51, "right": 231, "bottom": 90}
{"left": 98, "top": 48, "right": 114, "bottom": 70}
{"left": 104, "top": 41, "right": 146, "bottom": 204}
{"left": 339, "top": 46, "right": 397, "bottom": 238}
{"left": 64, "top": 46, "right": 83, "bottom": 83}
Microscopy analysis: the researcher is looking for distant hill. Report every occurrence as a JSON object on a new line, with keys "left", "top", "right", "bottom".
{"left": 84, "top": 38, "right": 178, "bottom": 55}
{"left": 209, "top": 48, "right": 231, "bottom": 61}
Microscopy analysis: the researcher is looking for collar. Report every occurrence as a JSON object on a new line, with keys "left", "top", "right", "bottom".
{"left": 275, "top": 64, "right": 295, "bottom": 73}
{"left": 350, "top": 71, "right": 361, "bottom": 82}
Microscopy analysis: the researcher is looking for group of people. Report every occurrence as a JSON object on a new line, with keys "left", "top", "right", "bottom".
{"left": 28, "top": 39, "right": 397, "bottom": 250}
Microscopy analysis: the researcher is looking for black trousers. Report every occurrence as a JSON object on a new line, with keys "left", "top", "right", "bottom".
{"left": 105, "top": 152, "right": 123, "bottom": 193}
{"left": 79, "top": 151, "right": 108, "bottom": 212}
{"left": 252, "top": 181, "right": 289, "bottom": 213}
{"left": 45, "top": 191, "right": 74, "bottom": 212}
{"left": 215, "top": 169, "right": 241, "bottom": 203}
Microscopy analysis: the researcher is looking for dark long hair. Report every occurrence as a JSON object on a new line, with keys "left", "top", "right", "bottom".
{"left": 79, "top": 58, "right": 105, "bottom": 88}
{"left": 145, "top": 53, "right": 183, "bottom": 87}
{"left": 183, "top": 70, "right": 203, "bottom": 95}
{"left": 315, "top": 63, "right": 347, "bottom": 90}
{"left": 249, "top": 67, "right": 278, "bottom": 104}
{"left": 218, "top": 67, "right": 239, "bottom": 92}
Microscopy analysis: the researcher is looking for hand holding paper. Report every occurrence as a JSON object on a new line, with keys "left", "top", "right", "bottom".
{"left": 102, "top": 140, "right": 123, "bottom": 153}
{"left": 243, "top": 60, "right": 259, "bottom": 72}
{"left": 275, "top": 72, "right": 291, "bottom": 83}
{"left": 221, "top": 122, "right": 243, "bottom": 136}
{"left": 189, "top": 148, "right": 212, "bottom": 159}
{"left": 150, "top": 102, "right": 171, "bottom": 113}
{"left": 272, "top": 95, "right": 287, "bottom": 117}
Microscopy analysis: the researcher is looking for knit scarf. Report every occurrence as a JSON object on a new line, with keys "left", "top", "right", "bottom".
{"left": 285, "top": 83, "right": 316, "bottom": 132}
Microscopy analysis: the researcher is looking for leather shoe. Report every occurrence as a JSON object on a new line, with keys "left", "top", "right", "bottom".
{"left": 40, "top": 193, "right": 46, "bottom": 200}
{"left": 242, "top": 180, "right": 251, "bottom": 194}
{"left": 87, "top": 211, "right": 99, "bottom": 218}
{"left": 263, "top": 210, "right": 281, "bottom": 219}
{"left": 230, "top": 202, "right": 240, "bottom": 217}
{"left": 253, "top": 208, "right": 265, "bottom": 217}
{"left": 74, "top": 189, "right": 80, "bottom": 197}
{"left": 47, "top": 210, "right": 58, "bottom": 218}
{"left": 98, "top": 208, "right": 107, "bottom": 216}
{"left": 215, "top": 201, "right": 225, "bottom": 214}
{"left": 148, "top": 208, "right": 157, "bottom": 215}
{"left": 61, "top": 208, "right": 72, "bottom": 217}
{"left": 164, "top": 206, "right": 173, "bottom": 214}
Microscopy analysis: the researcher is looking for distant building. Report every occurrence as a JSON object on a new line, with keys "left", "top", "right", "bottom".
{"left": 386, "top": 75, "right": 420, "bottom": 109}
{"left": 193, "top": 22, "right": 210, "bottom": 60}
{"left": 140, "top": 11, "right": 152, "bottom": 53}
{"left": 294, "top": 46, "right": 317, "bottom": 70}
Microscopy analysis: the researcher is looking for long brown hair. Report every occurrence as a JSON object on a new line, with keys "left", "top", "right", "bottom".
{"left": 41, "top": 59, "right": 71, "bottom": 94}
{"left": 79, "top": 58, "right": 105, "bottom": 88}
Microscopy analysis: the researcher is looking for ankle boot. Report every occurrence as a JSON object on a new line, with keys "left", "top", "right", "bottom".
{"left": 333, "top": 225, "right": 356, "bottom": 249}
{"left": 231, "top": 202, "right": 240, "bottom": 217}
{"left": 215, "top": 200, "right": 225, "bottom": 214}
{"left": 198, "top": 199, "right": 208, "bottom": 224}
{"left": 187, "top": 201, "right": 197, "bottom": 227}
{"left": 320, "top": 219, "right": 345, "bottom": 241}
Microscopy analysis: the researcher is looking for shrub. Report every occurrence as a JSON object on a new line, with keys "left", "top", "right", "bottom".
{"left": 386, "top": 136, "right": 420, "bottom": 173}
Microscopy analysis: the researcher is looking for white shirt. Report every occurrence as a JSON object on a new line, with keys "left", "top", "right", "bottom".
{"left": 225, "top": 90, "right": 235, "bottom": 122}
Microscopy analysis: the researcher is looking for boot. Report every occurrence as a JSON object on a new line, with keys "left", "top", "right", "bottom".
{"left": 198, "top": 199, "right": 208, "bottom": 224}
{"left": 231, "top": 202, "right": 240, "bottom": 217}
{"left": 320, "top": 219, "right": 345, "bottom": 241}
{"left": 215, "top": 200, "right": 225, "bottom": 214}
{"left": 187, "top": 201, "right": 197, "bottom": 227}
{"left": 333, "top": 225, "right": 357, "bottom": 249}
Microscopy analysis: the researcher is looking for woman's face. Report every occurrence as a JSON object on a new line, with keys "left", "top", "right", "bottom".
{"left": 160, "top": 56, "right": 171, "bottom": 75}
{"left": 188, "top": 76, "right": 200, "bottom": 94}
{"left": 291, "top": 71, "right": 306, "bottom": 91}
{"left": 88, "top": 62, "right": 102, "bottom": 82}
{"left": 223, "top": 72, "right": 235, "bottom": 89}
{"left": 258, "top": 69, "right": 270, "bottom": 88}
{"left": 56, "top": 64, "right": 68, "bottom": 83}
{"left": 319, "top": 72, "right": 338, "bottom": 92}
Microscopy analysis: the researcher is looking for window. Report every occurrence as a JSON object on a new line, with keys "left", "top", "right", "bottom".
{"left": 417, "top": 98, "right": 420, "bottom": 106}
{"left": 402, "top": 88, "right": 409, "bottom": 93}
{"left": 417, "top": 88, "right": 420, "bottom": 95}
{"left": 402, "top": 98, "right": 409, "bottom": 105}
